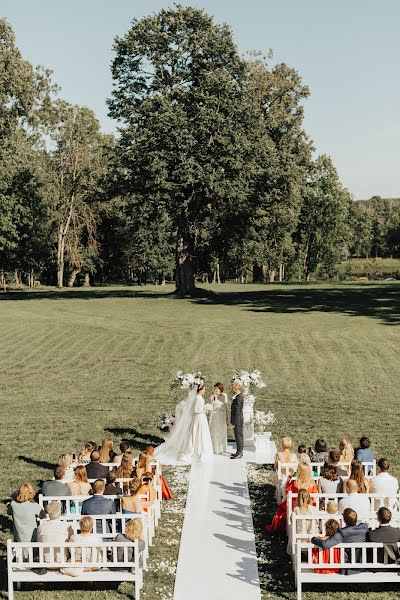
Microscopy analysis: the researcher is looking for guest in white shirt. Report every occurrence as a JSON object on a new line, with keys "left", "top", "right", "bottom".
{"left": 338, "top": 479, "right": 371, "bottom": 523}
{"left": 37, "top": 501, "right": 73, "bottom": 563}
{"left": 371, "top": 458, "right": 399, "bottom": 511}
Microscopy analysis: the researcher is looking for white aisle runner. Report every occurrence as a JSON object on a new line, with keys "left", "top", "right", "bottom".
{"left": 173, "top": 455, "right": 261, "bottom": 600}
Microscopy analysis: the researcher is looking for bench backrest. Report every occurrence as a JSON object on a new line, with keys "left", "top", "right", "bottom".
{"left": 297, "top": 541, "right": 400, "bottom": 573}
{"left": 38, "top": 493, "right": 149, "bottom": 515}
{"left": 277, "top": 460, "right": 376, "bottom": 482}
{"left": 55, "top": 512, "right": 147, "bottom": 537}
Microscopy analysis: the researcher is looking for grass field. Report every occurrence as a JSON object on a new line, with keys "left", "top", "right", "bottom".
{"left": 1, "top": 281, "right": 400, "bottom": 599}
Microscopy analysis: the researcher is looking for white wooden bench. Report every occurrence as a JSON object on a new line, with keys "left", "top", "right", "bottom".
{"left": 38, "top": 495, "right": 156, "bottom": 544}
{"left": 286, "top": 492, "right": 400, "bottom": 535}
{"left": 295, "top": 541, "right": 400, "bottom": 600}
{"left": 276, "top": 461, "right": 376, "bottom": 502}
{"left": 7, "top": 539, "right": 144, "bottom": 600}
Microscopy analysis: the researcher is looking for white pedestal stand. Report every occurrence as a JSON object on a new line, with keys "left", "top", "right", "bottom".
{"left": 243, "top": 389, "right": 255, "bottom": 450}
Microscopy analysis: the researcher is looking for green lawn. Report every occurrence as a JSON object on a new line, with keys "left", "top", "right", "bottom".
{"left": 1, "top": 281, "right": 400, "bottom": 599}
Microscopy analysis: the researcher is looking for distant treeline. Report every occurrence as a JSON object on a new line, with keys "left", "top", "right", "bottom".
{"left": 1, "top": 8, "right": 399, "bottom": 294}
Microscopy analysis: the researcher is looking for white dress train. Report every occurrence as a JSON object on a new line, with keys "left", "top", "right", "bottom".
{"left": 188, "top": 394, "right": 214, "bottom": 462}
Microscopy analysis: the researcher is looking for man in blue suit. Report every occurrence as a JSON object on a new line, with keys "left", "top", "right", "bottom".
{"left": 311, "top": 508, "right": 368, "bottom": 574}
{"left": 81, "top": 479, "right": 116, "bottom": 533}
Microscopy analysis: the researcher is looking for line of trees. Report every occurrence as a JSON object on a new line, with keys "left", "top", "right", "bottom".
{"left": 1, "top": 7, "right": 398, "bottom": 295}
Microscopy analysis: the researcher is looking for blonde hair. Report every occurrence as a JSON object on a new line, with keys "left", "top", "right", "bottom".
{"left": 16, "top": 483, "right": 35, "bottom": 503}
{"left": 128, "top": 477, "right": 142, "bottom": 496}
{"left": 296, "top": 463, "right": 315, "bottom": 490}
{"left": 74, "top": 465, "right": 89, "bottom": 483}
{"left": 124, "top": 518, "right": 143, "bottom": 541}
{"left": 99, "top": 438, "right": 114, "bottom": 464}
{"left": 326, "top": 501, "right": 338, "bottom": 514}
{"left": 57, "top": 454, "right": 73, "bottom": 470}
{"left": 339, "top": 438, "right": 354, "bottom": 463}
{"left": 280, "top": 437, "right": 294, "bottom": 462}
{"left": 296, "top": 489, "right": 312, "bottom": 514}
{"left": 79, "top": 515, "right": 93, "bottom": 533}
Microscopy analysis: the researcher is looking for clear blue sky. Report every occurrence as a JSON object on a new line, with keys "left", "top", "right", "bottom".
{"left": 2, "top": 0, "right": 399, "bottom": 198}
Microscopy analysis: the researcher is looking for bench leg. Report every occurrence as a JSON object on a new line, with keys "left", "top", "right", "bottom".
{"left": 297, "top": 580, "right": 301, "bottom": 600}
{"left": 8, "top": 580, "right": 14, "bottom": 600}
{"left": 135, "top": 579, "right": 140, "bottom": 600}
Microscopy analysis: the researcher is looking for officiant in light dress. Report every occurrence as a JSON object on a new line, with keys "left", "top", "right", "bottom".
{"left": 208, "top": 383, "right": 228, "bottom": 455}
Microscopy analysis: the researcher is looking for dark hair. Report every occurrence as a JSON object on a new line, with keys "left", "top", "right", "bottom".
{"left": 298, "top": 444, "right": 308, "bottom": 454}
{"left": 120, "top": 440, "right": 131, "bottom": 453}
{"left": 197, "top": 383, "right": 204, "bottom": 392}
{"left": 378, "top": 458, "right": 390, "bottom": 472}
{"left": 377, "top": 507, "right": 392, "bottom": 524}
{"left": 322, "top": 464, "right": 338, "bottom": 481}
{"left": 214, "top": 383, "right": 224, "bottom": 393}
{"left": 90, "top": 450, "right": 100, "bottom": 462}
{"left": 315, "top": 438, "right": 327, "bottom": 453}
{"left": 54, "top": 466, "right": 65, "bottom": 481}
{"left": 343, "top": 508, "right": 357, "bottom": 527}
{"left": 328, "top": 450, "right": 340, "bottom": 464}
{"left": 325, "top": 518, "right": 340, "bottom": 537}
{"left": 360, "top": 436, "right": 370, "bottom": 449}
{"left": 106, "top": 470, "right": 117, "bottom": 485}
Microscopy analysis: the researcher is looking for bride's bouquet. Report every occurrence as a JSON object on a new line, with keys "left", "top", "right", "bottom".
{"left": 232, "top": 369, "right": 266, "bottom": 389}
{"left": 171, "top": 370, "right": 205, "bottom": 390}
{"left": 158, "top": 413, "right": 176, "bottom": 432}
{"left": 252, "top": 410, "right": 275, "bottom": 433}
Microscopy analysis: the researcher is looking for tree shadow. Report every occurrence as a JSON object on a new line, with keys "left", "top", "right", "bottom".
{"left": 105, "top": 427, "right": 165, "bottom": 452}
{"left": 0, "top": 287, "right": 169, "bottom": 302}
{"left": 17, "top": 456, "right": 55, "bottom": 471}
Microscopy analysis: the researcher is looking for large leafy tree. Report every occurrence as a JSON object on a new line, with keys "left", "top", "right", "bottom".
{"left": 108, "top": 5, "right": 259, "bottom": 294}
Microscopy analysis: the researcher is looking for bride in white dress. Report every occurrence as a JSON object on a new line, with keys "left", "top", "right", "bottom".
{"left": 155, "top": 383, "right": 213, "bottom": 464}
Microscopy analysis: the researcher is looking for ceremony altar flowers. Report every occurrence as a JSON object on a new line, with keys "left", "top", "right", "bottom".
{"left": 171, "top": 370, "right": 204, "bottom": 390}
{"left": 232, "top": 369, "right": 266, "bottom": 389}
{"left": 158, "top": 413, "right": 176, "bottom": 432}
{"left": 252, "top": 410, "right": 275, "bottom": 434}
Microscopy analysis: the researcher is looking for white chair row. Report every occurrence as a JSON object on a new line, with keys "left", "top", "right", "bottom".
{"left": 7, "top": 539, "right": 144, "bottom": 600}
{"left": 276, "top": 460, "right": 376, "bottom": 502}
{"left": 295, "top": 541, "right": 400, "bottom": 600}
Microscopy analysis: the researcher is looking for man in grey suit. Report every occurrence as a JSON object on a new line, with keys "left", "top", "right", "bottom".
{"left": 311, "top": 508, "right": 368, "bottom": 573}
{"left": 42, "top": 466, "right": 71, "bottom": 497}
{"left": 230, "top": 382, "right": 244, "bottom": 459}
{"left": 81, "top": 479, "right": 116, "bottom": 533}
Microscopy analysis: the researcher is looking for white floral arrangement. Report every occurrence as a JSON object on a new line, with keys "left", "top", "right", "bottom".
{"left": 204, "top": 402, "right": 213, "bottom": 414}
{"left": 171, "top": 370, "right": 204, "bottom": 390}
{"left": 252, "top": 410, "right": 275, "bottom": 433}
{"left": 232, "top": 369, "right": 266, "bottom": 389}
{"left": 158, "top": 413, "right": 176, "bottom": 432}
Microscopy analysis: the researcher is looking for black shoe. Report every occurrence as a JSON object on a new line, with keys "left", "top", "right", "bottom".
{"left": 31, "top": 568, "right": 47, "bottom": 575}
{"left": 231, "top": 453, "right": 243, "bottom": 460}
{"left": 230, "top": 452, "right": 238, "bottom": 459}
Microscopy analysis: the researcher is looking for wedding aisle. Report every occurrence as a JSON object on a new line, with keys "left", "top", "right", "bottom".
{"left": 173, "top": 455, "right": 261, "bottom": 600}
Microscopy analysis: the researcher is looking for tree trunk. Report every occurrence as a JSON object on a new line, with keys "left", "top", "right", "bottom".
{"left": 0, "top": 271, "right": 6, "bottom": 292}
{"left": 57, "top": 224, "right": 65, "bottom": 288}
{"left": 83, "top": 272, "right": 90, "bottom": 287}
{"left": 279, "top": 263, "right": 284, "bottom": 282}
{"left": 68, "top": 269, "right": 80, "bottom": 287}
{"left": 175, "top": 227, "right": 196, "bottom": 295}
{"left": 216, "top": 260, "right": 220, "bottom": 284}
{"left": 253, "top": 264, "right": 263, "bottom": 283}
{"left": 269, "top": 269, "right": 276, "bottom": 282}
{"left": 15, "top": 270, "right": 21, "bottom": 289}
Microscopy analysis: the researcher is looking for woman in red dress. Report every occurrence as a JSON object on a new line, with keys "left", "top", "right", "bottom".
{"left": 266, "top": 463, "right": 318, "bottom": 534}
{"left": 312, "top": 519, "right": 341, "bottom": 573}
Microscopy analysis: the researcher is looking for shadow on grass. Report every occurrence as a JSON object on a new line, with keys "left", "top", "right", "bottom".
{"left": 105, "top": 427, "right": 165, "bottom": 452}
{"left": 17, "top": 455, "right": 55, "bottom": 471}
{"left": 1, "top": 283, "right": 400, "bottom": 325}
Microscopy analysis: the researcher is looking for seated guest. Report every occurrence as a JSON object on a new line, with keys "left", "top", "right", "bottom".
{"left": 312, "top": 519, "right": 341, "bottom": 573}
{"left": 42, "top": 467, "right": 71, "bottom": 497}
{"left": 319, "top": 464, "right": 342, "bottom": 494}
{"left": 60, "top": 516, "right": 102, "bottom": 576}
{"left": 67, "top": 465, "right": 92, "bottom": 496}
{"left": 370, "top": 458, "right": 399, "bottom": 511}
{"left": 104, "top": 470, "right": 123, "bottom": 496}
{"left": 292, "top": 489, "right": 319, "bottom": 540}
{"left": 266, "top": 463, "right": 318, "bottom": 534}
{"left": 309, "top": 439, "right": 329, "bottom": 463}
{"left": 297, "top": 444, "right": 311, "bottom": 465}
{"left": 113, "top": 518, "right": 146, "bottom": 569}
{"left": 347, "top": 459, "right": 371, "bottom": 493}
{"left": 274, "top": 437, "right": 297, "bottom": 473}
{"left": 81, "top": 479, "right": 116, "bottom": 533}
{"left": 339, "top": 438, "right": 354, "bottom": 464}
{"left": 8, "top": 483, "right": 46, "bottom": 542}
{"left": 338, "top": 480, "right": 371, "bottom": 522}
{"left": 85, "top": 450, "right": 109, "bottom": 480}
{"left": 368, "top": 507, "right": 400, "bottom": 543}
{"left": 311, "top": 508, "right": 368, "bottom": 574}
{"left": 37, "top": 501, "right": 73, "bottom": 562}
{"left": 112, "top": 440, "right": 132, "bottom": 465}
{"left": 79, "top": 441, "right": 97, "bottom": 464}
{"left": 57, "top": 454, "right": 77, "bottom": 484}
{"left": 355, "top": 436, "right": 374, "bottom": 466}
{"left": 139, "top": 472, "right": 157, "bottom": 505}
{"left": 115, "top": 451, "right": 134, "bottom": 491}
{"left": 146, "top": 445, "right": 173, "bottom": 500}
{"left": 121, "top": 478, "right": 143, "bottom": 514}
{"left": 133, "top": 451, "right": 151, "bottom": 480}
{"left": 326, "top": 501, "right": 339, "bottom": 515}
{"left": 327, "top": 450, "right": 348, "bottom": 477}
{"left": 99, "top": 438, "right": 117, "bottom": 464}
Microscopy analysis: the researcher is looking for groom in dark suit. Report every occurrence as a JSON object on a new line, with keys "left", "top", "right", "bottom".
{"left": 230, "top": 382, "right": 244, "bottom": 459}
